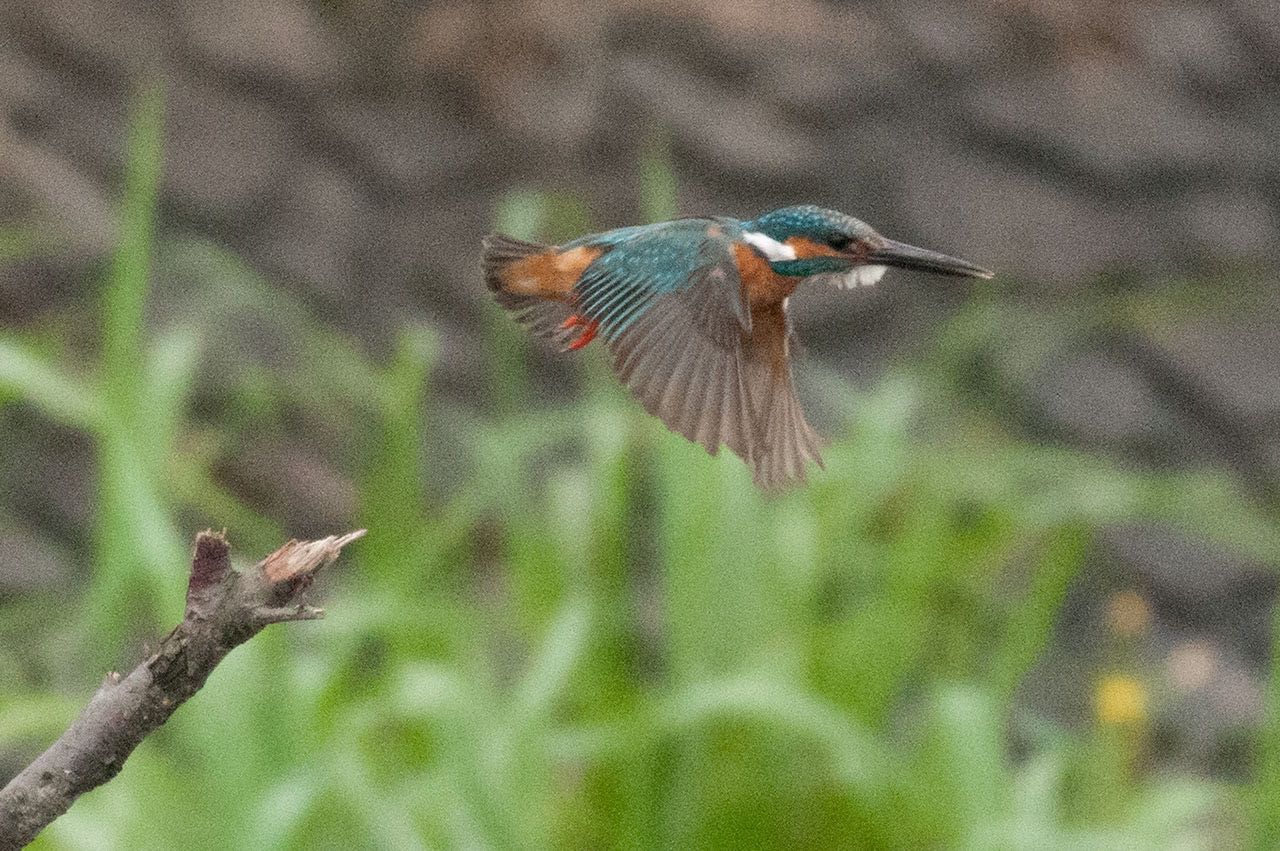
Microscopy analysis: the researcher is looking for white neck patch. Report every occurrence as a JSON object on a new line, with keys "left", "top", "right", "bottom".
{"left": 834, "top": 264, "right": 887, "bottom": 289}
{"left": 741, "top": 231, "right": 797, "bottom": 261}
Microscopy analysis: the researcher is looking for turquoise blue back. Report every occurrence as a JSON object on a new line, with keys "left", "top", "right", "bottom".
{"left": 567, "top": 218, "right": 745, "bottom": 340}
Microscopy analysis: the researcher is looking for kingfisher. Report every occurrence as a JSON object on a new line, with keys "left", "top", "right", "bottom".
{"left": 482, "top": 205, "right": 992, "bottom": 488}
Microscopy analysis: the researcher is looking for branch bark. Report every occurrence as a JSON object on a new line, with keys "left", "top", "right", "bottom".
{"left": 0, "top": 528, "right": 365, "bottom": 849}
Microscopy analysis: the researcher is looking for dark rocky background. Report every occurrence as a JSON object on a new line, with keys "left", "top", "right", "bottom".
{"left": 2, "top": 0, "right": 1278, "bottom": 779}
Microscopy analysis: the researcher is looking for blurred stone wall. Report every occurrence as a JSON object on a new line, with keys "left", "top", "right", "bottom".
{"left": 3, "top": 0, "right": 1278, "bottom": 315}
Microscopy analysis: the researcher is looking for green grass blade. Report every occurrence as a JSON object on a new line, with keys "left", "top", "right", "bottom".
{"left": 101, "top": 82, "right": 163, "bottom": 423}
{"left": 639, "top": 128, "right": 678, "bottom": 223}
{"left": 87, "top": 82, "right": 184, "bottom": 654}
{"left": 989, "top": 524, "right": 1089, "bottom": 704}
{"left": 1252, "top": 597, "right": 1280, "bottom": 849}
{"left": 510, "top": 596, "right": 593, "bottom": 725}
{"left": 0, "top": 336, "right": 103, "bottom": 429}
{"left": 358, "top": 326, "right": 436, "bottom": 594}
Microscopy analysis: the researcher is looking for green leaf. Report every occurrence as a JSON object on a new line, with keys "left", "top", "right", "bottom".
{"left": 0, "top": 336, "right": 103, "bottom": 428}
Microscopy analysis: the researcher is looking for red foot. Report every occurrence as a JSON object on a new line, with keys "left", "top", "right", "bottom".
{"left": 563, "top": 315, "right": 600, "bottom": 350}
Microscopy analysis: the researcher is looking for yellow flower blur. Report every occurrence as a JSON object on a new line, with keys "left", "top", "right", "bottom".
{"left": 1095, "top": 674, "right": 1148, "bottom": 725}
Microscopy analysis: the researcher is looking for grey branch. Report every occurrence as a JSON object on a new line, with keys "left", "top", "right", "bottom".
{"left": 0, "top": 528, "right": 365, "bottom": 849}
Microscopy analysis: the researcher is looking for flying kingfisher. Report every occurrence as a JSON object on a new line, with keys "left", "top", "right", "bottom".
{"left": 482, "top": 205, "right": 992, "bottom": 488}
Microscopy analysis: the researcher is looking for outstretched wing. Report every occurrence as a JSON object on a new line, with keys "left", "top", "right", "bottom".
{"left": 568, "top": 219, "right": 751, "bottom": 342}
{"left": 736, "top": 301, "right": 825, "bottom": 488}
{"left": 572, "top": 219, "right": 823, "bottom": 487}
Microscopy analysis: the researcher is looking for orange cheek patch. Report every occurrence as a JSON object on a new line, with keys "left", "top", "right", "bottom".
{"left": 502, "top": 245, "right": 603, "bottom": 299}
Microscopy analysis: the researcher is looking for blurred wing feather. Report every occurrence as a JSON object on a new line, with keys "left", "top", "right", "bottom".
{"left": 591, "top": 223, "right": 822, "bottom": 487}
{"left": 738, "top": 303, "right": 825, "bottom": 488}
{"left": 609, "top": 289, "right": 757, "bottom": 460}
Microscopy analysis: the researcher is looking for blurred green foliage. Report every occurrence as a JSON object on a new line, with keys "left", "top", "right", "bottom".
{"left": 1, "top": 89, "right": 1277, "bottom": 850}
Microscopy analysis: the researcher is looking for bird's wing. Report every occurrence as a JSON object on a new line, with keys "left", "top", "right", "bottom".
{"left": 737, "top": 300, "right": 825, "bottom": 488}
{"left": 568, "top": 218, "right": 751, "bottom": 342}
{"left": 574, "top": 219, "right": 822, "bottom": 487}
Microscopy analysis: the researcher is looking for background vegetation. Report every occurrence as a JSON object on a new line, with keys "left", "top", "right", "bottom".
{"left": 1, "top": 85, "right": 1278, "bottom": 849}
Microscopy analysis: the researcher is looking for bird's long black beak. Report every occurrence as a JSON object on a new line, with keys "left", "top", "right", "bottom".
{"left": 868, "top": 238, "right": 993, "bottom": 279}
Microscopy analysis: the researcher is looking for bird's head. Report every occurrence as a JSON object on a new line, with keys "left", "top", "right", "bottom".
{"left": 744, "top": 205, "right": 992, "bottom": 286}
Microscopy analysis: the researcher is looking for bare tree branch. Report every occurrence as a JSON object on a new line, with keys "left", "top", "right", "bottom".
{"left": 0, "top": 528, "right": 365, "bottom": 849}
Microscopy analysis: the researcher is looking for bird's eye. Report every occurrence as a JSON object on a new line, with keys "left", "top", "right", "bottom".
{"left": 829, "top": 234, "right": 852, "bottom": 250}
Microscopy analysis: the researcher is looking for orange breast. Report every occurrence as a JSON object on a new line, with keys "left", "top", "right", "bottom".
{"left": 733, "top": 243, "right": 799, "bottom": 307}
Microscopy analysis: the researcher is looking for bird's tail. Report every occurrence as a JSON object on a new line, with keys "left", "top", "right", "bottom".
{"left": 481, "top": 233, "right": 547, "bottom": 295}
{"left": 480, "top": 233, "right": 576, "bottom": 341}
